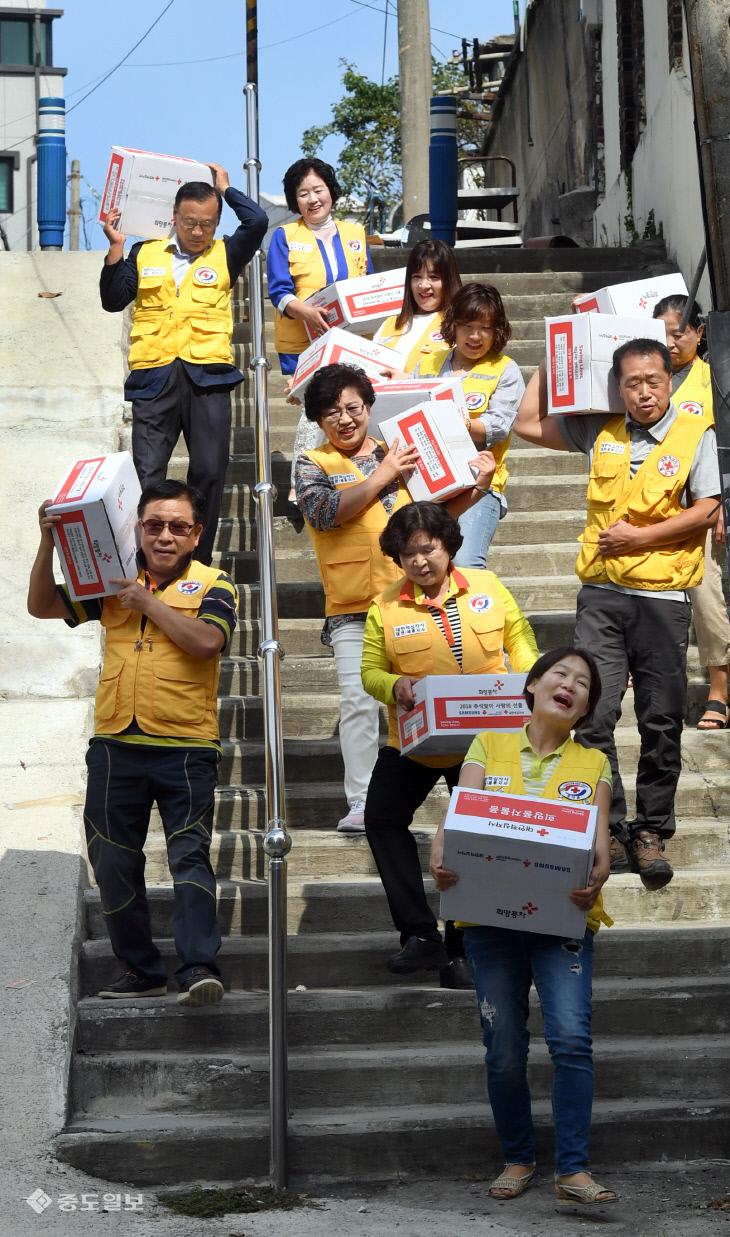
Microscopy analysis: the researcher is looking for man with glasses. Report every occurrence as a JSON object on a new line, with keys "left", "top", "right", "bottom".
{"left": 100, "top": 164, "right": 268, "bottom": 564}
{"left": 27, "top": 479, "right": 238, "bottom": 1007}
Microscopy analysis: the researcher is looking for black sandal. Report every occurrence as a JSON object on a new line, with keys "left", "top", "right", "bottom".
{"left": 697, "top": 700, "right": 729, "bottom": 730}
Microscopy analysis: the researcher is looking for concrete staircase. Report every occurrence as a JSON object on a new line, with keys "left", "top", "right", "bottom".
{"left": 56, "top": 246, "right": 730, "bottom": 1186}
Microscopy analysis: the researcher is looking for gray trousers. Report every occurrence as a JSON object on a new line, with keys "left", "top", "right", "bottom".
{"left": 132, "top": 360, "right": 232, "bottom": 566}
{"left": 574, "top": 585, "right": 690, "bottom": 841}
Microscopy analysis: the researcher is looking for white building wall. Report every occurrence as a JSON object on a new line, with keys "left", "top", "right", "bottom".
{"left": 0, "top": 0, "right": 65, "bottom": 251}
{"left": 594, "top": 0, "right": 711, "bottom": 307}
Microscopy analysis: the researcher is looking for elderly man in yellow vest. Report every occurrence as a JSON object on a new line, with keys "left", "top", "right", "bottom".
{"left": 100, "top": 164, "right": 267, "bottom": 565}
{"left": 28, "top": 479, "right": 239, "bottom": 1008}
{"left": 516, "top": 338, "right": 721, "bottom": 891}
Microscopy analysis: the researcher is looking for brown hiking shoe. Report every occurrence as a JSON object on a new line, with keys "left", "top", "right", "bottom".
{"left": 628, "top": 830, "right": 673, "bottom": 891}
{"left": 609, "top": 835, "right": 629, "bottom": 873}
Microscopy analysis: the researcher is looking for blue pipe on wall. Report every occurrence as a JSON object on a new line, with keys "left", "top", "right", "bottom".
{"left": 37, "top": 96, "right": 66, "bottom": 250}
{"left": 429, "top": 97, "right": 458, "bottom": 246}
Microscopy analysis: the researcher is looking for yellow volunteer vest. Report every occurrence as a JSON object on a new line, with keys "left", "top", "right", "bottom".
{"left": 303, "top": 440, "right": 412, "bottom": 617}
{"left": 674, "top": 357, "right": 713, "bottom": 424}
{"left": 576, "top": 410, "right": 710, "bottom": 590}
{"left": 418, "top": 350, "right": 513, "bottom": 492}
{"left": 95, "top": 561, "right": 228, "bottom": 741}
{"left": 274, "top": 218, "right": 369, "bottom": 355}
{"left": 129, "top": 238, "right": 233, "bottom": 370}
{"left": 461, "top": 731, "right": 613, "bottom": 934}
{"left": 377, "top": 567, "right": 508, "bottom": 756}
{"left": 376, "top": 311, "right": 449, "bottom": 371}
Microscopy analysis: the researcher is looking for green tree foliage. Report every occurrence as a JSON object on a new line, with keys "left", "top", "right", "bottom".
{"left": 301, "top": 57, "right": 482, "bottom": 214}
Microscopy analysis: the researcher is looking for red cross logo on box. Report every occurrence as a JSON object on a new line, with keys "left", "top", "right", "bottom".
{"left": 537, "top": 828, "right": 549, "bottom": 836}
{"left": 522, "top": 902, "right": 538, "bottom": 915}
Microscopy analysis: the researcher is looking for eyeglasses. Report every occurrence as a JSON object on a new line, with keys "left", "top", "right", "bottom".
{"left": 140, "top": 518, "right": 197, "bottom": 538}
{"left": 177, "top": 217, "right": 217, "bottom": 231}
{"left": 321, "top": 401, "right": 369, "bottom": 424}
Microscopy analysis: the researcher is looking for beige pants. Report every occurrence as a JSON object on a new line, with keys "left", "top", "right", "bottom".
{"left": 691, "top": 531, "right": 730, "bottom": 667}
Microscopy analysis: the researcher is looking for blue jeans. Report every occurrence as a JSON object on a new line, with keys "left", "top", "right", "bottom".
{"left": 453, "top": 490, "right": 502, "bottom": 570}
{"left": 463, "top": 925, "right": 594, "bottom": 1175}
{"left": 278, "top": 352, "right": 300, "bottom": 376}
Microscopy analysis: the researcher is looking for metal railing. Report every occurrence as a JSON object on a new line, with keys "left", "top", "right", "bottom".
{"left": 243, "top": 80, "right": 291, "bottom": 1192}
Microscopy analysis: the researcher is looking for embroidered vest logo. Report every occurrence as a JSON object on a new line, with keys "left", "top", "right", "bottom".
{"left": 177, "top": 580, "right": 203, "bottom": 594}
{"left": 468, "top": 594, "right": 493, "bottom": 613}
{"left": 558, "top": 780, "right": 593, "bottom": 802}
{"left": 657, "top": 454, "right": 680, "bottom": 477}
{"left": 678, "top": 401, "right": 704, "bottom": 416}
{"left": 466, "top": 391, "right": 487, "bottom": 412}
{"left": 193, "top": 266, "right": 217, "bottom": 285}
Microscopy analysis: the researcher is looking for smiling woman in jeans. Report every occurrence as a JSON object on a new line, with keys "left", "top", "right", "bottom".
{"left": 430, "top": 646, "right": 617, "bottom": 1207}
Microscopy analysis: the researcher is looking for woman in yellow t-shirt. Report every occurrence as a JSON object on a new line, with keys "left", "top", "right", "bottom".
{"left": 430, "top": 646, "right": 616, "bottom": 1208}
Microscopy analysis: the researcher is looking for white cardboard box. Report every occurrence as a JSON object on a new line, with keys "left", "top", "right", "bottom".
{"left": 47, "top": 453, "right": 141, "bottom": 601}
{"left": 289, "top": 328, "right": 402, "bottom": 398}
{"left": 440, "top": 785, "right": 597, "bottom": 938}
{"left": 303, "top": 268, "right": 407, "bottom": 340}
{"left": 379, "top": 402, "right": 477, "bottom": 501}
{"left": 574, "top": 272, "right": 688, "bottom": 316}
{"left": 98, "top": 147, "right": 214, "bottom": 240}
{"left": 546, "top": 313, "right": 668, "bottom": 415}
{"left": 368, "top": 378, "right": 468, "bottom": 436}
{"left": 398, "top": 674, "right": 531, "bottom": 755}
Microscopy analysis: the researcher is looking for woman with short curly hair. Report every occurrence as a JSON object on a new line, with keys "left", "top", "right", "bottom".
{"left": 416, "top": 282, "right": 525, "bottom": 570}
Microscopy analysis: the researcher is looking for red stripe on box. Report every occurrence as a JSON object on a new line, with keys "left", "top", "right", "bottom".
{"left": 344, "top": 289, "right": 404, "bottom": 318}
{"left": 549, "top": 321, "right": 575, "bottom": 408}
{"left": 293, "top": 342, "right": 328, "bottom": 386}
{"left": 434, "top": 697, "right": 532, "bottom": 730}
{"left": 399, "top": 701, "right": 428, "bottom": 750}
{"left": 398, "top": 409, "right": 456, "bottom": 493}
{"left": 56, "top": 511, "right": 103, "bottom": 594}
{"left": 54, "top": 458, "right": 105, "bottom": 504}
{"left": 100, "top": 154, "right": 124, "bottom": 221}
{"left": 454, "top": 789, "right": 591, "bottom": 834}
{"left": 576, "top": 296, "right": 599, "bottom": 314}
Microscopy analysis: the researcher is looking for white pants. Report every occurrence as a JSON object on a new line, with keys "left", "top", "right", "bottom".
{"left": 329, "top": 621, "right": 381, "bottom": 807}
{"left": 691, "top": 530, "right": 730, "bottom": 667}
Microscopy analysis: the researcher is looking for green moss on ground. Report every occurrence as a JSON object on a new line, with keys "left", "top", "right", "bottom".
{"left": 157, "top": 1186, "right": 309, "bottom": 1218}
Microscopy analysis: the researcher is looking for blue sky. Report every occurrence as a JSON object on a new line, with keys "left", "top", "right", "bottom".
{"left": 53, "top": 0, "right": 515, "bottom": 247}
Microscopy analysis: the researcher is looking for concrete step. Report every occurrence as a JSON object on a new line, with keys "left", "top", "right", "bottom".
{"left": 53, "top": 1094, "right": 730, "bottom": 1187}
{"left": 218, "top": 654, "right": 339, "bottom": 695}
{"left": 140, "top": 815, "right": 730, "bottom": 887}
{"left": 69, "top": 1033, "right": 730, "bottom": 1119}
{"left": 230, "top": 617, "right": 329, "bottom": 657}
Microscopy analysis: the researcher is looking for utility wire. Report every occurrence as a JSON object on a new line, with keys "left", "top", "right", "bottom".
{"left": 347, "top": 0, "right": 464, "bottom": 41}
{"left": 67, "top": 0, "right": 177, "bottom": 113}
{"left": 127, "top": 9, "right": 360, "bottom": 65}
{"left": 381, "top": 0, "right": 390, "bottom": 86}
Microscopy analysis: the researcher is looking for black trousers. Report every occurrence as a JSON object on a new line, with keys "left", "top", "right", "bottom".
{"left": 84, "top": 740, "right": 221, "bottom": 986}
{"left": 132, "top": 360, "right": 232, "bottom": 566}
{"left": 574, "top": 585, "right": 690, "bottom": 842}
{"left": 364, "top": 744, "right": 464, "bottom": 950}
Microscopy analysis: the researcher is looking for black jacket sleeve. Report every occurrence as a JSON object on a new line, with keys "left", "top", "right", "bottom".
{"left": 99, "top": 241, "right": 144, "bottom": 313}
{"left": 222, "top": 186, "right": 269, "bottom": 285}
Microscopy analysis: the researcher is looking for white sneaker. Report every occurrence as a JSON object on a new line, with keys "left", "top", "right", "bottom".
{"left": 337, "top": 801, "right": 367, "bottom": 833}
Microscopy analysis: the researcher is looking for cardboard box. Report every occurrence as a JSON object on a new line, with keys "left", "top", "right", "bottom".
{"left": 574, "top": 272, "right": 688, "bottom": 316}
{"left": 289, "top": 328, "right": 402, "bottom": 398}
{"left": 368, "top": 378, "right": 468, "bottom": 436}
{"left": 303, "top": 268, "right": 407, "bottom": 340}
{"left": 546, "top": 313, "right": 668, "bottom": 416}
{"left": 98, "top": 147, "right": 214, "bottom": 240}
{"left": 440, "top": 785, "right": 598, "bottom": 938}
{"left": 379, "top": 401, "right": 477, "bottom": 502}
{"left": 47, "top": 453, "right": 141, "bottom": 601}
{"left": 398, "top": 674, "right": 531, "bottom": 756}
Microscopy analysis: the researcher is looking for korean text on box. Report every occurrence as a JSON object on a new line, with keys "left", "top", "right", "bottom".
{"left": 47, "top": 453, "right": 141, "bottom": 602}
{"left": 289, "top": 328, "right": 401, "bottom": 399}
{"left": 574, "top": 272, "right": 688, "bottom": 316}
{"left": 304, "top": 268, "right": 407, "bottom": 340}
{"left": 98, "top": 147, "right": 214, "bottom": 240}
{"left": 398, "top": 673, "right": 530, "bottom": 756}
{"left": 379, "top": 402, "right": 476, "bottom": 502}
{"left": 368, "top": 377, "right": 468, "bottom": 436}
{"left": 546, "top": 313, "right": 668, "bottom": 416}
{"left": 440, "top": 786, "right": 598, "bottom": 938}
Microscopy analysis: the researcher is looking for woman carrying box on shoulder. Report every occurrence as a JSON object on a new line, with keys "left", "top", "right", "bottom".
{"left": 267, "top": 158, "right": 374, "bottom": 500}
{"left": 413, "top": 283, "right": 525, "bottom": 570}
{"left": 372, "top": 238, "right": 461, "bottom": 370}
{"left": 296, "top": 365, "right": 496, "bottom": 837}
{"left": 652, "top": 294, "right": 730, "bottom": 732}
{"left": 361, "top": 500, "right": 539, "bottom": 984}
{"left": 429, "top": 646, "right": 616, "bottom": 1207}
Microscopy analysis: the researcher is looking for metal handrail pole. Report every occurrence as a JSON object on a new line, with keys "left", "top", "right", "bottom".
{"left": 243, "top": 80, "right": 291, "bottom": 1192}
